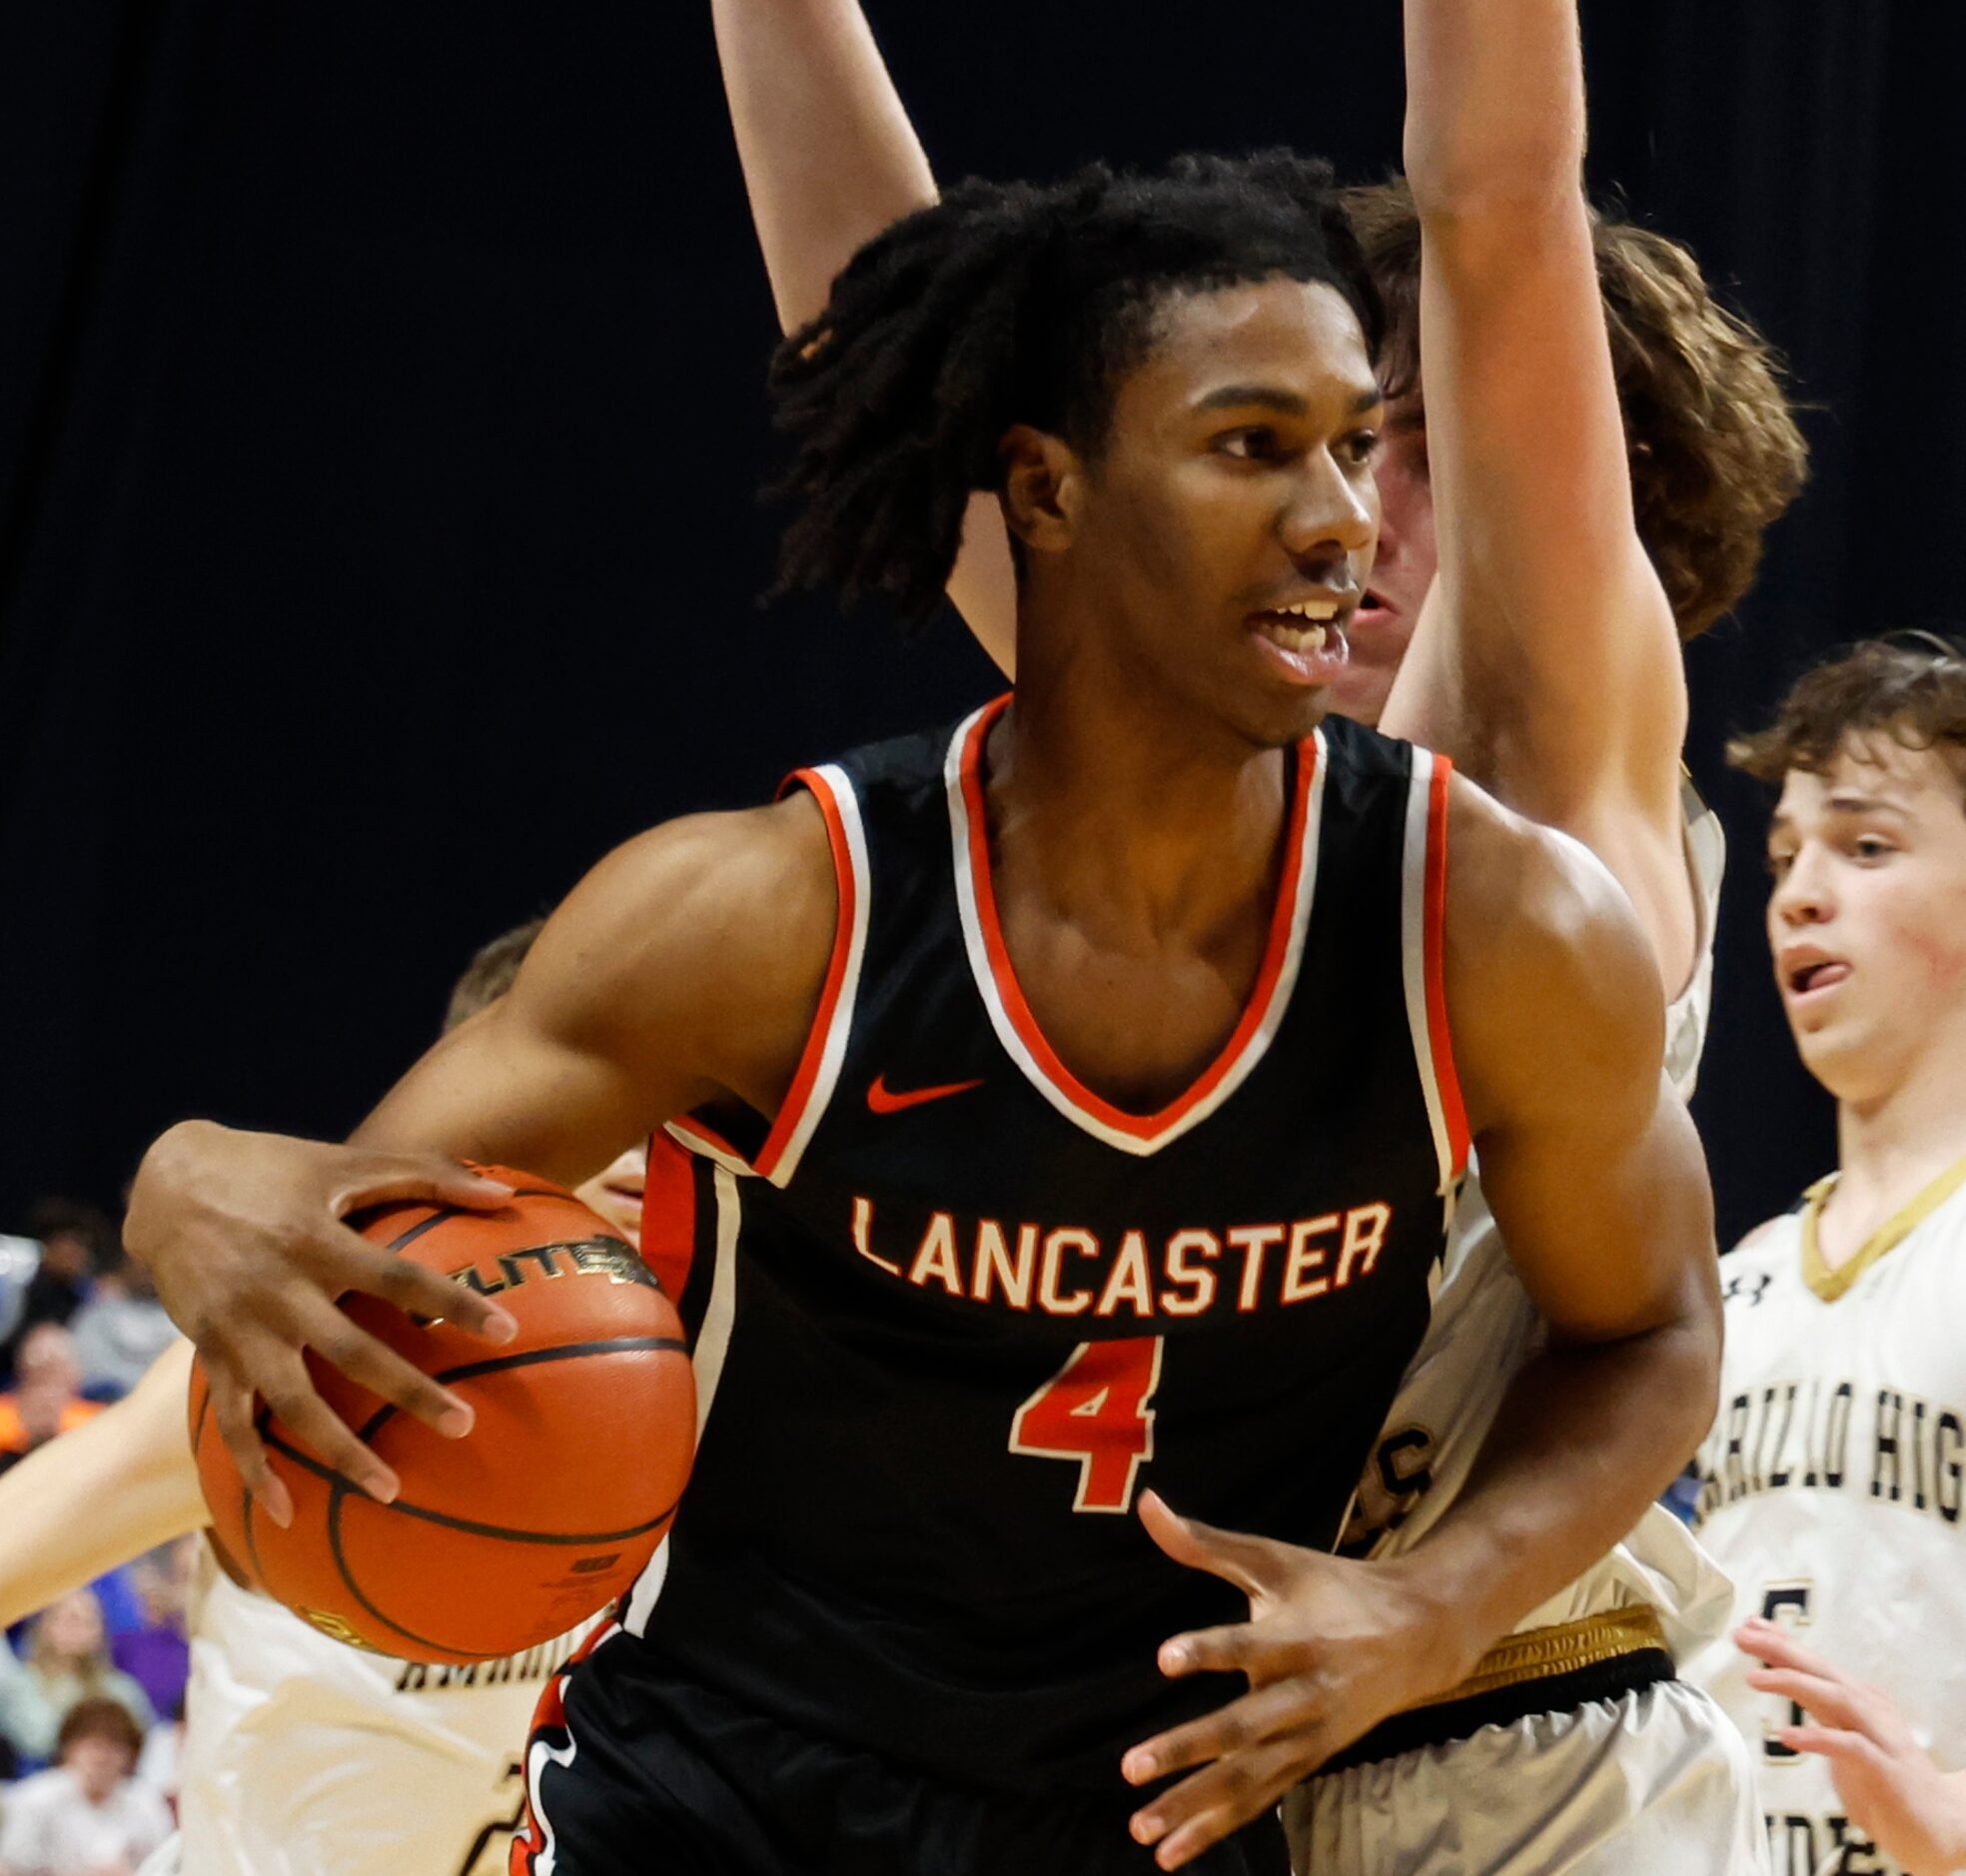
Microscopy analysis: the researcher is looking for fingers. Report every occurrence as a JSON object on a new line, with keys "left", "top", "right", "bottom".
{"left": 293, "top": 1291, "right": 476, "bottom": 1439}
{"left": 1153, "top": 1619, "right": 1274, "bottom": 1682}
{"left": 1128, "top": 1731, "right": 1310, "bottom": 1870}
{"left": 1744, "top": 1665, "right": 1867, "bottom": 1732}
{"left": 322, "top": 1224, "right": 517, "bottom": 1345}
{"left": 1776, "top": 1723, "right": 1887, "bottom": 1769}
{"left": 1124, "top": 1677, "right": 1312, "bottom": 1784}
{"left": 328, "top": 1157, "right": 514, "bottom": 1217}
{"left": 1137, "top": 1490, "right": 1279, "bottom": 1600}
{"left": 253, "top": 1341, "right": 402, "bottom": 1506}
{"left": 206, "top": 1363, "right": 294, "bottom": 1528}
{"left": 1735, "top": 1616, "right": 1848, "bottom": 1683}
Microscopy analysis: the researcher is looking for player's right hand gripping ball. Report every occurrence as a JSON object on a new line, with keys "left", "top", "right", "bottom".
{"left": 188, "top": 1171, "right": 694, "bottom": 1662}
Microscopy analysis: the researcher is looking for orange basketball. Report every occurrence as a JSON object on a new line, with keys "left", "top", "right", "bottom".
{"left": 189, "top": 1168, "right": 693, "bottom": 1663}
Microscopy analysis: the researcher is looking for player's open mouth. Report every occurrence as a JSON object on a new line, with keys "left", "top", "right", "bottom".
{"left": 1355, "top": 591, "right": 1395, "bottom": 626}
{"left": 1248, "top": 600, "right": 1354, "bottom": 684}
{"left": 1784, "top": 955, "right": 1850, "bottom": 998}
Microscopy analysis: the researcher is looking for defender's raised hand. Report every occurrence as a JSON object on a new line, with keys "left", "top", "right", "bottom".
{"left": 125, "top": 1122, "right": 519, "bottom": 1523}
{"left": 1122, "top": 1492, "right": 1474, "bottom": 1869}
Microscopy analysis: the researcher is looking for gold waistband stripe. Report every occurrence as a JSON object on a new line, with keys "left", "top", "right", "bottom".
{"left": 1413, "top": 1602, "right": 1668, "bottom": 1710}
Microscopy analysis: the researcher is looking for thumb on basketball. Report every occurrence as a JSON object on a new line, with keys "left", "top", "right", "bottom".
{"left": 1138, "top": 1490, "right": 1273, "bottom": 1599}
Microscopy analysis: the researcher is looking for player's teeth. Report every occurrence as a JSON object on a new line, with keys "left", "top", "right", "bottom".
{"left": 1263, "top": 621, "right": 1327, "bottom": 652}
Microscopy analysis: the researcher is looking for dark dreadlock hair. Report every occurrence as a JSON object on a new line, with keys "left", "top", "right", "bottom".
{"left": 767, "top": 150, "right": 1382, "bottom": 623}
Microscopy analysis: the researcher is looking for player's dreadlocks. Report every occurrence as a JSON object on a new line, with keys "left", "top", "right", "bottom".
{"left": 767, "top": 151, "right": 1382, "bottom": 623}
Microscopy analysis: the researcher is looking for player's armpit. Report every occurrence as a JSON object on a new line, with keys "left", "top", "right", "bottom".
{"left": 0, "top": 1341, "right": 208, "bottom": 1629}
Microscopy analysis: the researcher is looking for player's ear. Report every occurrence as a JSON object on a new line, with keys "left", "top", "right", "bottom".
{"left": 1000, "top": 425, "right": 1082, "bottom": 556}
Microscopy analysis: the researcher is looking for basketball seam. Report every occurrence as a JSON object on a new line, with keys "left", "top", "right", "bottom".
{"left": 351, "top": 1336, "right": 690, "bottom": 1443}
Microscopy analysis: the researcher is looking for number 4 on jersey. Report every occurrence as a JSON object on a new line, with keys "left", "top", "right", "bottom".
{"left": 1010, "top": 1337, "right": 1164, "bottom": 1513}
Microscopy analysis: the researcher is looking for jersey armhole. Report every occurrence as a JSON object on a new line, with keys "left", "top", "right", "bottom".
{"left": 665, "top": 764, "right": 870, "bottom": 1188}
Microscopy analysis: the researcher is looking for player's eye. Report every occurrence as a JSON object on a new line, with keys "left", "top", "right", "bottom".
{"left": 1216, "top": 427, "right": 1282, "bottom": 462}
{"left": 1764, "top": 849, "right": 1795, "bottom": 879}
{"left": 1850, "top": 834, "right": 1897, "bottom": 863}
{"left": 1339, "top": 429, "right": 1382, "bottom": 468}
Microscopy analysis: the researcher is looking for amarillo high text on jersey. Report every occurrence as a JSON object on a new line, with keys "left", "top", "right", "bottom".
{"left": 613, "top": 698, "right": 1468, "bottom": 1797}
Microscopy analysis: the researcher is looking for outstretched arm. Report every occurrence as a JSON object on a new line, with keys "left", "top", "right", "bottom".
{"left": 1379, "top": 0, "right": 1694, "bottom": 993}
{"left": 1123, "top": 787, "right": 1719, "bottom": 1868}
{"left": 711, "top": 0, "right": 1018, "bottom": 670}
{"left": 0, "top": 1341, "right": 208, "bottom": 1629}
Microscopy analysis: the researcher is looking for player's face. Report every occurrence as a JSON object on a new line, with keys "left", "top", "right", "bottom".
{"left": 1766, "top": 738, "right": 1966, "bottom": 1102}
{"left": 1066, "top": 278, "right": 1383, "bottom": 748}
{"left": 1334, "top": 389, "right": 1435, "bottom": 726}
{"left": 575, "top": 1143, "right": 647, "bottom": 1250}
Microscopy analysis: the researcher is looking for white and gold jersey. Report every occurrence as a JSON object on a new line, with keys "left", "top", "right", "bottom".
{"left": 1342, "top": 777, "right": 1733, "bottom": 1660}
{"left": 151, "top": 1548, "right": 605, "bottom": 1876}
{"left": 1685, "top": 1157, "right": 1966, "bottom": 1876}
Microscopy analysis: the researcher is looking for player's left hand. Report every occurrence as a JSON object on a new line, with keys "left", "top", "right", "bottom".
{"left": 1738, "top": 1617, "right": 1966, "bottom": 1876}
{"left": 1121, "top": 1491, "right": 1476, "bottom": 1869}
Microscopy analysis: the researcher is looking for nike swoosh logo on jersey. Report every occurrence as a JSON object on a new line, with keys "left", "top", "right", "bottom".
{"left": 866, "top": 1074, "right": 985, "bottom": 1115}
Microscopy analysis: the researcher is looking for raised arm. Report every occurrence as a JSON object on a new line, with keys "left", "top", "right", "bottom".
{"left": 1378, "top": 0, "right": 1694, "bottom": 991}
{"left": 0, "top": 1341, "right": 207, "bottom": 1630}
{"left": 711, "top": 0, "right": 1018, "bottom": 669}
{"left": 128, "top": 798, "right": 835, "bottom": 1522}
{"left": 1121, "top": 783, "right": 1718, "bottom": 1868}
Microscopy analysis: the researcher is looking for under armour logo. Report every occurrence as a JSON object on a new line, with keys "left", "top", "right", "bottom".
{"left": 1724, "top": 1272, "right": 1774, "bottom": 1309}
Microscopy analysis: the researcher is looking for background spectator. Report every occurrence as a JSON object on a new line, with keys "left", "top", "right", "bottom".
{"left": 0, "top": 1591, "right": 155, "bottom": 1770}
{"left": 106, "top": 1542, "right": 190, "bottom": 1735}
{"left": 67, "top": 1261, "right": 176, "bottom": 1403}
{"left": 0, "top": 1207, "right": 111, "bottom": 1382}
{"left": 0, "top": 1697, "right": 173, "bottom": 1876}
{"left": 0, "top": 1332, "right": 100, "bottom": 1466}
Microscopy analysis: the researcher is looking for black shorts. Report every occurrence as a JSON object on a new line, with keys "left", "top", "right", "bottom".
{"left": 512, "top": 1633, "right": 1289, "bottom": 1876}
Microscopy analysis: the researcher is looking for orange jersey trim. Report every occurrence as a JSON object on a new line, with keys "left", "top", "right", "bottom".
{"left": 957, "top": 695, "right": 1316, "bottom": 1143}
{"left": 751, "top": 765, "right": 858, "bottom": 1181}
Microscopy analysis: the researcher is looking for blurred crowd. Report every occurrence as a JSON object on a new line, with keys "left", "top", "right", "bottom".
{"left": 0, "top": 1200, "right": 185, "bottom": 1876}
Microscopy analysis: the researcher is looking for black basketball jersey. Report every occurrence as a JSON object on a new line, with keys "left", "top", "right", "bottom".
{"left": 625, "top": 694, "right": 1469, "bottom": 1798}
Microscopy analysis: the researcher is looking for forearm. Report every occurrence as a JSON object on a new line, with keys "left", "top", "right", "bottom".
{"left": 0, "top": 1342, "right": 207, "bottom": 1628}
{"left": 1384, "top": 1315, "right": 1717, "bottom": 1672}
{"left": 1404, "top": 0, "right": 1583, "bottom": 213}
{"left": 712, "top": 0, "right": 937, "bottom": 334}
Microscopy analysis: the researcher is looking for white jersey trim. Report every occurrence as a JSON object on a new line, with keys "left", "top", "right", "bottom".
{"left": 945, "top": 701, "right": 1325, "bottom": 1158}
{"left": 623, "top": 1166, "right": 740, "bottom": 1640}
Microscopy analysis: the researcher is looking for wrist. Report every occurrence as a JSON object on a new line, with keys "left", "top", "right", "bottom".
{"left": 1374, "top": 1551, "right": 1492, "bottom": 1691}
{"left": 129, "top": 1119, "right": 233, "bottom": 1257}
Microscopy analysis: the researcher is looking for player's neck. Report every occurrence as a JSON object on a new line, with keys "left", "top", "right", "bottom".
{"left": 988, "top": 683, "right": 1291, "bottom": 943}
{"left": 1824, "top": 1060, "right": 1966, "bottom": 1261}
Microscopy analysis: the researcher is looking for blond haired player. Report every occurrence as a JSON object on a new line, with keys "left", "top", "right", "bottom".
{"left": 0, "top": 925, "right": 644, "bottom": 1876}
{"left": 712, "top": 0, "right": 1799, "bottom": 1867}
{"left": 1687, "top": 636, "right": 1966, "bottom": 1876}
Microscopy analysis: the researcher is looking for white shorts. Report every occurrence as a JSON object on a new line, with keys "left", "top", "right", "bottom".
{"left": 135, "top": 1840, "right": 180, "bottom": 1876}
{"left": 1286, "top": 1678, "right": 1769, "bottom": 1876}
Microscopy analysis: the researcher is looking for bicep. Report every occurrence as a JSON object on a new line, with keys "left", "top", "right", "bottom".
{"left": 1476, "top": 1073, "right": 1716, "bottom": 1344}
{"left": 1449, "top": 802, "right": 1716, "bottom": 1344}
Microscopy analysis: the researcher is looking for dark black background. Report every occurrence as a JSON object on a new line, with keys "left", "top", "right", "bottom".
{"left": 2, "top": 2, "right": 1957, "bottom": 1247}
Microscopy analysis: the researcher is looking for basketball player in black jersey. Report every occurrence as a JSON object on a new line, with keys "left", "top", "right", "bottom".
{"left": 126, "top": 157, "right": 1720, "bottom": 1873}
